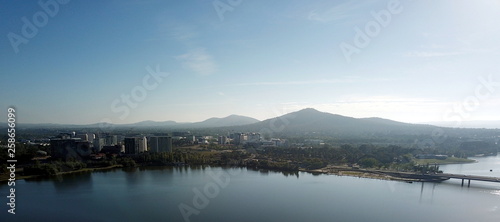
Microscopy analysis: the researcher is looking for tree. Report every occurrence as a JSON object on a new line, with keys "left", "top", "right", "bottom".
{"left": 359, "top": 157, "right": 379, "bottom": 168}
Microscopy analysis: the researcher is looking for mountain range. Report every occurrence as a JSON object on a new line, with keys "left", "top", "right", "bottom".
{"left": 8, "top": 114, "right": 261, "bottom": 129}
{"left": 4, "top": 108, "right": 499, "bottom": 132}
{"left": 225, "top": 108, "right": 439, "bottom": 136}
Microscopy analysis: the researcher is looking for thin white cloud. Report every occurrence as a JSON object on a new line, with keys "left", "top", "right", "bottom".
{"left": 176, "top": 48, "right": 217, "bottom": 75}
{"left": 232, "top": 79, "right": 351, "bottom": 86}
{"left": 164, "top": 23, "right": 218, "bottom": 76}
{"left": 405, "top": 43, "right": 464, "bottom": 57}
{"left": 230, "top": 77, "right": 391, "bottom": 87}
{"left": 334, "top": 96, "right": 445, "bottom": 104}
{"left": 307, "top": 10, "right": 349, "bottom": 22}
{"left": 404, "top": 51, "right": 464, "bottom": 57}
{"left": 306, "top": 0, "right": 376, "bottom": 22}
{"left": 169, "top": 25, "right": 198, "bottom": 42}
{"left": 406, "top": 34, "right": 499, "bottom": 58}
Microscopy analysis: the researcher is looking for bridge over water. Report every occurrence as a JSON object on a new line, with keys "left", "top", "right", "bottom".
{"left": 381, "top": 171, "right": 500, "bottom": 187}
{"left": 338, "top": 168, "right": 500, "bottom": 187}
{"left": 433, "top": 173, "right": 500, "bottom": 187}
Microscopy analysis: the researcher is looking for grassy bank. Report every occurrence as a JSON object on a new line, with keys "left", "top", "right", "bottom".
{"left": 413, "top": 157, "right": 476, "bottom": 165}
{"left": 307, "top": 166, "right": 419, "bottom": 182}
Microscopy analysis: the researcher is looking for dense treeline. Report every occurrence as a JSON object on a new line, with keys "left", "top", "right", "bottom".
{"left": 0, "top": 142, "right": 45, "bottom": 164}
{"left": 257, "top": 145, "right": 418, "bottom": 170}
{"left": 3, "top": 137, "right": 496, "bottom": 179}
{"left": 24, "top": 161, "right": 87, "bottom": 176}
{"left": 132, "top": 150, "right": 212, "bottom": 166}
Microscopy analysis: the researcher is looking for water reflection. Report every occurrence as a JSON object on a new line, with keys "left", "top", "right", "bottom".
{"left": 419, "top": 182, "right": 437, "bottom": 204}
{"left": 281, "top": 171, "right": 299, "bottom": 178}
{"left": 246, "top": 168, "right": 299, "bottom": 178}
{"left": 259, "top": 169, "right": 269, "bottom": 176}
{"left": 141, "top": 166, "right": 175, "bottom": 175}
{"left": 188, "top": 165, "right": 206, "bottom": 171}
{"left": 10, "top": 166, "right": 500, "bottom": 222}
{"left": 122, "top": 167, "right": 141, "bottom": 188}
{"left": 419, "top": 182, "right": 424, "bottom": 203}
{"left": 24, "top": 171, "right": 93, "bottom": 193}
{"left": 51, "top": 172, "right": 93, "bottom": 193}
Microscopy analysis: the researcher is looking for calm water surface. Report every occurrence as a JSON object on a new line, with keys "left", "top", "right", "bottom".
{"left": 2, "top": 155, "right": 500, "bottom": 222}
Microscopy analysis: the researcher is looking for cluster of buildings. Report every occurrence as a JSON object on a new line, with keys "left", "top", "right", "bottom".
{"left": 217, "top": 132, "right": 287, "bottom": 147}
{"left": 49, "top": 132, "right": 172, "bottom": 160}
{"left": 49, "top": 133, "right": 93, "bottom": 161}
{"left": 124, "top": 136, "right": 172, "bottom": 154}
{"left": 43, "top": 130, "right": 291, "bottom": 161}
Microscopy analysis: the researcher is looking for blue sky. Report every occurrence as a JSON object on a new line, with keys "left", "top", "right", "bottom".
{"left": 1, "top": 0, "right": 499, "bottom": 125}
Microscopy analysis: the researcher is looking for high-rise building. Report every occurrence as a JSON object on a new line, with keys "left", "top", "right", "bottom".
{"left": 230, "top": 133, "right": 241, "bottom": 145}
{"left": 124, "top": 137, "right": 139, "bottom": 154}
{"left": 138, "top": 137, "right": 147, "bottom": 153}
{"left": 247, "top": 133, "right": 261, "bottom": 142}
{"left": 149, "top": 137, "right": 158, "bottom": 152}
{"left": 149, "top": 136, "right": 172, "bottom": 153}
{"left": 187, "top": 135, "right": 195, "bottom": 143}
{"left": 75, "top": 133, "right": 89, "bottom": 141}
{"left": 105, "top": 135, "right": 118, "bottom": 146}
{"left": 219, "top": 136, "right": 228, "bottom": 145}
{"left": 93, "top": 138, "right": 106, "bottom": 152}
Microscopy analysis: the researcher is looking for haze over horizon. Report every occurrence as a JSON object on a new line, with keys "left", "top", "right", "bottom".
{"left": 1, "top": 0, "right": 499, "bottom": 126}
{"left": 4, "top": 107, "right": 500, "bottom": 130}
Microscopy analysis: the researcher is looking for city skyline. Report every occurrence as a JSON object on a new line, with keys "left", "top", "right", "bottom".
{"left": 1, "top": 0, "right": 500, "bottom": 125}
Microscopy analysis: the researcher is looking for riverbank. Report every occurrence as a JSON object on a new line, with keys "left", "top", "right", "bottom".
{"left": 303, "top": 166, "right": 421, "bottom": 182}
{"left": 0, "top": 165, "right": 123, "bottom": 182}
{"left": 0, "top": 157, "right": 476, "bottom": 183}
{"left": 4, "top": 164, "right": 415, "bottom": 183}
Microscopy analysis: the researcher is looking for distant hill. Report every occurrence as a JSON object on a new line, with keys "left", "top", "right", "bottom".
{"left": 230, "top": 108, "right": 436, "bottom": 136}
{"left": 185, "top": 115, "right": 260, "bottom": 128}
{"left": 421, "top": 121, "right": 500, "bottom": 129}
{"left": 4, "top": 114, "right": 259, "bottom": 129}
{"left": 6, "top": 108, "right": 499, "bottom": 151}
{"left": 121, "top": 120, "right": 180, "bottom": 127}
{"left": 4, "top": 108, "right": 499, "bottom": 137}
{"left": 120, "top": 115, "right": 259, "bottom": 128}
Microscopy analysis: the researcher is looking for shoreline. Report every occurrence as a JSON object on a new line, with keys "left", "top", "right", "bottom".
{"left": 0, "top": 165, "right": 123, "bottom": 182}
{"left": 301, "top": 166, "right": 420, "bottom": 182}
{"left": 4, "top": 164, "right": 414, "bottom": 183}
{"left": 1, "top": 159, "right": 477, "bottom": 183}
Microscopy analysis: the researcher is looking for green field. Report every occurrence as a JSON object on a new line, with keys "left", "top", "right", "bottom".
{"left": 413, "top": 157, "right": 476, "bottom": 165}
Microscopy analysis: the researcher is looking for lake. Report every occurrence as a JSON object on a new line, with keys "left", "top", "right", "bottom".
{"left": 2, "top": 155, "right": 500, "bottom": 222}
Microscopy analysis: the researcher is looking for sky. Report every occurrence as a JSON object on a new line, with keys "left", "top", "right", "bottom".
{"left": 1, "top": 0, "right": 500, "bottom": 126}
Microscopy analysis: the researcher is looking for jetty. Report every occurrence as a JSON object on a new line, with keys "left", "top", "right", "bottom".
{"left": 325, "top": 166, "right": 500, "bottom": 187}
